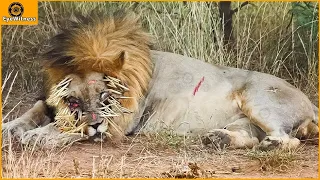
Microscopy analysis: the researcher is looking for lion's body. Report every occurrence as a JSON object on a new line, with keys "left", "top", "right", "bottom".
{"left": 2, "top": 11, "right": 318, "bottom": 150}
{"left": 132, "top": 51, "right": 316, "bottom": 136}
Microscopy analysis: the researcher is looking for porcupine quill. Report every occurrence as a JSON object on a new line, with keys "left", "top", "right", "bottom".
{"left": 46, "top": 77, "right": 72, "bottom": 106}
{"left": 47, "top": 75, "right": 132, "bottom": 137}
{"left": 98, "top": 76, "right": 133, "bottom": 136}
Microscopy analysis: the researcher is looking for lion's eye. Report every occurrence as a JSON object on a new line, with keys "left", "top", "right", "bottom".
{"left": 100, "top": 92, "right": 110, "bottom": 101}
{"left": 67, "top": 96, "right": 80, "bottom": 108}
{"left": 70, "top": 102, "right": 79, "bottom": 108}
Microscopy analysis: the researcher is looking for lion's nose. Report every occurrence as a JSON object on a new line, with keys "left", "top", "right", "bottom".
{"left": 91, "top": 112, "right": 97, "bottom": 121}
{"left": 85, "top": 111, "right": 102, "bottom": 125}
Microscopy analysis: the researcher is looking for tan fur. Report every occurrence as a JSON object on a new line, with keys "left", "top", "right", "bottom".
{"left": 296, "top": 118, "right": 319, "bottom": 140}
{"left": 42, "top": 12, "right": 153, "bottom": 137}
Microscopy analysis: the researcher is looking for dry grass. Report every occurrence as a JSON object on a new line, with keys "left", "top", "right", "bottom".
{"left": 1, "top": 1, "right": 318, "bottom": 178}
{"left": 244, "top": 147, "right": 302, "bottom": 173}
{"left": 2, "top": 144, "right": 64, "bottom": 178}
{"left": 2, "top": 135, "right": 318, "bottom": 178}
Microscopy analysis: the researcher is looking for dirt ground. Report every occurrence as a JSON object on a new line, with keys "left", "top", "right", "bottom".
{"left": 59, "top": 138, "right": 320, "bottom": 178}
{"left": 2, "top": 135, "right": 318, "bottom": 178}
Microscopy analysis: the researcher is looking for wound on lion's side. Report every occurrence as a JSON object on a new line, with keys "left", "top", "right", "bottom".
{"left": 193, "top": 76, "right": 205, "bottom": 96}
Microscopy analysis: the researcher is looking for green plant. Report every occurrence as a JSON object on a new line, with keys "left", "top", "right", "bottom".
{"left": 291, "top": 2, "right": 318, "bottom": 41}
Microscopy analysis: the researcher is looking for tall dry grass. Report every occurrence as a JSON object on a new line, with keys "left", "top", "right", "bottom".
{"left": 1, "top": 1, "right": 318, "bottom": 178}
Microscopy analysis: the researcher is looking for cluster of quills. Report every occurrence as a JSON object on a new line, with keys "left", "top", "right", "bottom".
{"left": 46, "top": 75, "right": 132, "bottom": 140}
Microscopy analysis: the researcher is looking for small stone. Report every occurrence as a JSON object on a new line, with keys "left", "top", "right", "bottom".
{"left": 231, "top": 166, "right": 241, "bottom": 173}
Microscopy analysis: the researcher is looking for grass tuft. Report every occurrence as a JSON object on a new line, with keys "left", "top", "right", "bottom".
{"left": 244, "top": 147, "right": 301, "bottom": 172}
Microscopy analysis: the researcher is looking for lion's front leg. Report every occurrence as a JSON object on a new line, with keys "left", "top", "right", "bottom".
{"left": 21, "top": 123, "right": 88, "bottom": 148}
{"left": 2, "top": 100, "right": 49, "bottom": 146}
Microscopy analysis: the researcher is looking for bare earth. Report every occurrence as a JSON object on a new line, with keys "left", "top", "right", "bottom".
{"left": 2, "top": 135, "right": 318, "bottom": 178}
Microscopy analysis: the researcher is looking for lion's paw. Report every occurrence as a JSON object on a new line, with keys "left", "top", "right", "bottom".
{"left": 2, "top": 118, "right": 35, "bottom": 144}
{"left": 21, "top": 123, "right": 88, "bottom": 149}
{"left": 255, "top": 136, "right": 281, "bottom": 151}
{"left": 201, "top": 129, "right": 231, "bottom": 149}
{"left": 255, "top": 136, "right": 300, "bottom": 151}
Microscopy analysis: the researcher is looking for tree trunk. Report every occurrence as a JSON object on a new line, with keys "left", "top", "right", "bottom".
{"left": 219, "top": 2, "right": 234, "bottom": 47}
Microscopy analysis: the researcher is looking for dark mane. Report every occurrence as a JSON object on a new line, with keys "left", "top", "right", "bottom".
{"left": 42, "top": 10, "right": 131, "bottom": 68}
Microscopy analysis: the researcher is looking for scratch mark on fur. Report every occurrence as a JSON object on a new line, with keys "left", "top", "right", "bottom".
{"left": 193, "top": 76, "right": 205, "bottom": 96}
{"left": 88, "top": 80, "right": 97, "bottom": 84}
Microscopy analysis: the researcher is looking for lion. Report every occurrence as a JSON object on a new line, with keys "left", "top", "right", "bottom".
{"left": 2, "top": 11, "right": 318, "bottom": 150}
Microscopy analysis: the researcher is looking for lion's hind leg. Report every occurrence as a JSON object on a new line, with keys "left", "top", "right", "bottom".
{"left": 202, "top": 117, "right": 263, "bottom": 149}
{"left": 234, "top": 86, "right": 315, "bottom": 150}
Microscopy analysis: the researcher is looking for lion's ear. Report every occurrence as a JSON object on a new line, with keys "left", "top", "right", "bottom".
{"left": 114, "top": 51, "right": 126, "bottom": 70}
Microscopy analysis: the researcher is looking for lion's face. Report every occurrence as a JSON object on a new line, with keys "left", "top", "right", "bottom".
{"left": 66, "top": 72, "right": 107, "bottom": 125}
{"left": 43, "top": 11, "right": 152, "bottom": 140}
{"left": 47, "top": 71, "right": 132, "bottom": 140}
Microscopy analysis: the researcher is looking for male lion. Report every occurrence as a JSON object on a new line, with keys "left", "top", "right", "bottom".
{"left": 2, "top": 11, "right": 318, "bottom": 150}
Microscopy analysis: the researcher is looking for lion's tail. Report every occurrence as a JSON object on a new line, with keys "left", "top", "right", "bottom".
{"left": 295, "top": 104, "right": 319, "bottom": 143}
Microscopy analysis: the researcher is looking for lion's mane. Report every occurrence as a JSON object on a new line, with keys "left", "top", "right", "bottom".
{"left": 42, "top": 11, "right": 153, "bottom": 120}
